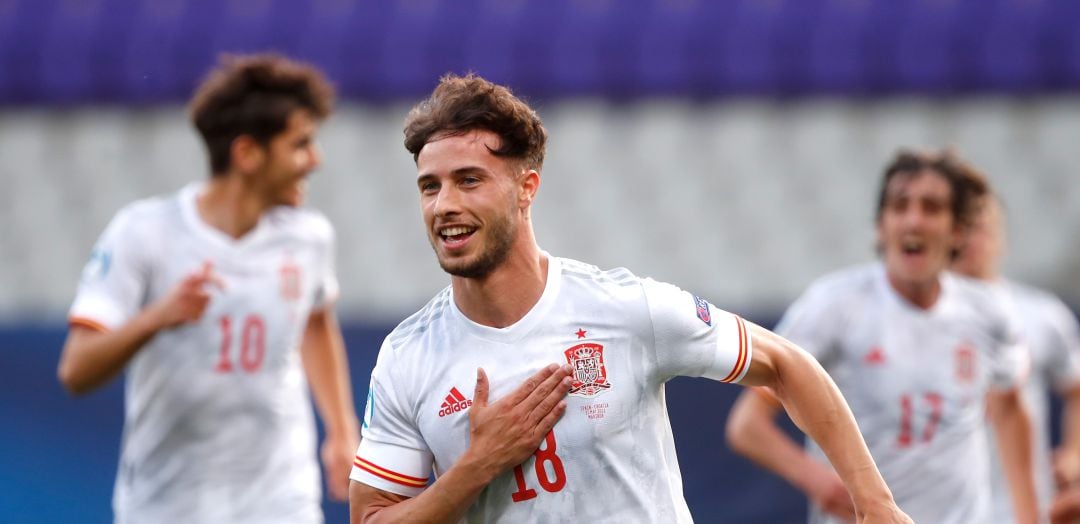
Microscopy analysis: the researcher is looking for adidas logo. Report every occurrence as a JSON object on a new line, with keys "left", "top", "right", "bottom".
{"left": 864, "top": 346, "right": 887, "bottom": 365}
{"left": 438, "top": 387, "right": 473, "bottom": 417}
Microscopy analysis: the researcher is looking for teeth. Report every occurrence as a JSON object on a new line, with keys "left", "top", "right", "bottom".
{"left": 441, "top": 226, "right": 472, "bottom": 237}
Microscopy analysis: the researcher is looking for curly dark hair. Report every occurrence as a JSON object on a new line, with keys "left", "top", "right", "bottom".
{"left": 403, "top": 73, "right": 547, "bottom": 171}
{"left": 189, "top": 53, "right": 334, "bottom": 174}
{"left": 875, "top": 148, "right": 990, "bottom": 230}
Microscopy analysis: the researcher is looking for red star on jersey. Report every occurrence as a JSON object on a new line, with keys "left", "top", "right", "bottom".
{"left": 575, "top": 328, "right": 587, "bottom": 339}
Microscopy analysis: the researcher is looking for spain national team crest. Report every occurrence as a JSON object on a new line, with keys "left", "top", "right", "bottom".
{"left": 280, "top": 259, "right": 302, "bottom": 302}
{"left": 955, "top": 342, "right": 976, "bottom": 383}
{"left": 564, "top": 343, "right": 612, "bottom": 398}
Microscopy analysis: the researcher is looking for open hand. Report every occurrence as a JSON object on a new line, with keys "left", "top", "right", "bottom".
{"left": 463, "top": 364, "right": 572, "bottom": 479}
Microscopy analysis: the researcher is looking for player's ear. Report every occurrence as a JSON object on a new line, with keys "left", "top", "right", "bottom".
{"left": 231, "top": 135, "right": 267, "bottom": 174}
{"left": 518, "top": 168, "right": 540, "bottom": 208}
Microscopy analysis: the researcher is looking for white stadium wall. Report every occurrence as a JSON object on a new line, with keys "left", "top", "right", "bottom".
{"left": 1, "top": 98, "right": 1078, "bottom": 323}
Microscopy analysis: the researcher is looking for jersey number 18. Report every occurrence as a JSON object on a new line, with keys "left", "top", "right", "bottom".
{"left": 511, "top": 431, "right": 567, "bottom": 502}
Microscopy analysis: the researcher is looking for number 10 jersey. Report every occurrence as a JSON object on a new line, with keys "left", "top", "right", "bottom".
{"left": 69, "top": 182, "right": 339, "bottom": 523}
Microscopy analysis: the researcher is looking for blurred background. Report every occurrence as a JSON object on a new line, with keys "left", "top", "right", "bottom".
{"left": 1, "top": 0, "right": 1078, "bottom": 522}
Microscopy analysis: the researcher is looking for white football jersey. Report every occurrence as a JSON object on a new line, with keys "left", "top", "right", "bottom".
{"left": 987, "top": 279, "right": 1080, "bottom": 522}
{"left": 775, "top": 263, "right": 1026, "bottom": 524}
{"left": 69, "top": 182, "right": 339, "bottom": 524}
{"left": 350, "top": 256, "right": 752, "bottom": 523}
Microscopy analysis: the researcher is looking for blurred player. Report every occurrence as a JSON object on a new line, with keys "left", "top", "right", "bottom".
{"left": 346, "top": 73, "right": 911, "bottom": 523}
{"left": 952, "top": 194, "right": 1080, "bottom": 521}
{"left": 725, "top": 150, "right": 1038, "bottom": 523}
{"left": 57, "top": 54, "right": 359, "bottom": 523}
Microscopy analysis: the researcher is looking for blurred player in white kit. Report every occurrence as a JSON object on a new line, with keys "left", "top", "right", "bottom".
{"left": 725, "top": 150, "right": 1039, "bottom": 523}
{"left": 347, "top": 73, "right": 911, "bottom": 523}
{"left": 57, "top": 54, "right": 359, "bottom": 523}
{"left": 951, "top": 194, "right": 1080, "bottom": 521}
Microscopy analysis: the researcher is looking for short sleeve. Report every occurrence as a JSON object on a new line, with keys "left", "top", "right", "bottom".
{"left": 68, "top": 207, "right": 151, "bottom": 331}
{"left": 987, "top": 300, "right": 1030, "bottom": 391}
{"left": 312, "top": 217, "right": 340, "bottom": 308}
{"left": 643, "top": 279, "right": 752, "bottom": 384}
{"left": 774, "top": 283, "right": 843, "bottom": 366}
{"left": 1042, "top": 296, "right": 1080, "bottom": 392}
{"left": 351, "top": 339, "right": 433, "bottom": 497}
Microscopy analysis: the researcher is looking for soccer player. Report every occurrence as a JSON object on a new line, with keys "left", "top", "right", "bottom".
{"left": 952, "top": 195, "right": 1080, "bottom": 521}
{"left": 347, "top": 73, "right": 911, "bottom": 523}
{"left": 724, "top": 150, "right": 1039, "bottom": 523}
{"left": 57, "top": 54, "right": 359, "bottom": 523}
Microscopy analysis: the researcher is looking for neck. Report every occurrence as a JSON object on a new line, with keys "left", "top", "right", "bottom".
{"left": 886, "top": 271, "right": 942, "bottom": 310}
{"left": 197, "top": 175, "right": 271, "bottom": 239}
{"left": 451, "top": 238, "right": 547, "bottom": 329}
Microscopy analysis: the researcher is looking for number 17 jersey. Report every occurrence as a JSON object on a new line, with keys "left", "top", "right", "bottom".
{"left": 351, "top": 256, "right": 753, "bottom": 523}
{"left": 777, "top": 263, "right": 1027, "bottom": 524}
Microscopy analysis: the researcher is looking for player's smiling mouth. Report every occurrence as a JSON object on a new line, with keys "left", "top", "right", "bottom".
{"left": 439, "top": 225, "right": 476, "bottom": 249}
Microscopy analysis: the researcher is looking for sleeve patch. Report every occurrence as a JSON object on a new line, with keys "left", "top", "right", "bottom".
{"left": 693, "top": 295, "right": 712, "bottom": 326}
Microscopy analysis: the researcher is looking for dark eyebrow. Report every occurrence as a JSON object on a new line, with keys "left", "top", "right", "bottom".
{"left": 450, "top": 166, "right": 486, "bottom": 177}
{"left": 417, "top": 166, "right": 487, "bottom": 183}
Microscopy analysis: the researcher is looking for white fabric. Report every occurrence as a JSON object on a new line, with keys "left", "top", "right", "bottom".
{"left": 987, "top": 279, "right": 1080, "bottom": 523}
{"left": 775, "top": 263, "right": 1026, "bottom": 524}
{"left": 69, "top": 182, "right": 338, "bottom": 524}
{"left": 350, "top": 256, "right": 751, "bottom": 523}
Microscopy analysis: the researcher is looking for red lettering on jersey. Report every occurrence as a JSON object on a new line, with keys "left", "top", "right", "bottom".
{"left": 864, "top": 346, "right": 887, "bottom": 366}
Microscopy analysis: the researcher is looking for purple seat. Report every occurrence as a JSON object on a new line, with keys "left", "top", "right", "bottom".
{"left": 635, "top": 0, "right": 697, "bottom": 96}
{"left": 807, "top": 0, "right": 873, "bottom": 94}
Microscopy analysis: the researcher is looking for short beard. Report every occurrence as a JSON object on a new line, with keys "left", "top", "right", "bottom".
{"left": 434, "top": 211, "right": 516, "bottom": 279}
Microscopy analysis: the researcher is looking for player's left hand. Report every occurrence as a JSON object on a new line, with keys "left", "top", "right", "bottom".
{"left": 322, "top": 431, "right": 360, "bottom": 501}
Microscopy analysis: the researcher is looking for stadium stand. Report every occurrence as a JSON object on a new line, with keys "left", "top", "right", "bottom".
{"left": 1, "top": 1, "right": 1078, "bottom": 522}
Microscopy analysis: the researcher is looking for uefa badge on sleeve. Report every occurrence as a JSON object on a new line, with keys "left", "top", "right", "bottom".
{"left": 563, "top": 343, "right": 612, "bottom": 398}
{"left": 693, "top": 295, "right": 712, "bottom": 326}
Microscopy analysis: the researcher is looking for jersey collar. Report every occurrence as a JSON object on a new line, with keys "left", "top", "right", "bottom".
{"left": 447, "top": 253, "right": 563, "bottom": 343}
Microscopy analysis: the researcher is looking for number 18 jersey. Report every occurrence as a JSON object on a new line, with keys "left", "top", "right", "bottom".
{"left": 69, "top": 182, "right": 339, "bottom": 523}
{"left": 351, "top": 256, "right": 752, "bottom": 523}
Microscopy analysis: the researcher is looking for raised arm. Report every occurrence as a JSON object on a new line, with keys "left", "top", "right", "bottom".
{"left": 58, "top": 262, "right": 222, "bottom": 394}
{"left": 736, "top": 322, "right": 909, "bottom": 523}
{"left": 350, "top": 364, "right": 573, "bottom": 523}
{"left": 301, "top": 306, "right": 359, "bottom": 501}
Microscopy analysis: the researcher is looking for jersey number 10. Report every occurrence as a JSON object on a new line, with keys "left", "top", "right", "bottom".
{"left": 215, "top": 314, "right": 266, "bottom": 373}
{"left": 511, "top": 431, "right": 567, "bottom": 502}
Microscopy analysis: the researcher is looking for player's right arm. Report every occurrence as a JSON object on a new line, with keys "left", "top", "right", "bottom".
{"left": 735, "top": 324, "right": 907, "bottom": 524}
{"left": 726, "top": 387, "right": 856, "bottom": 521}
{"left": 349, "top": 364, "right": 572, "bottom": 524}
{"left": 58, "top": 262, "right": 222, "bottom": 394}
